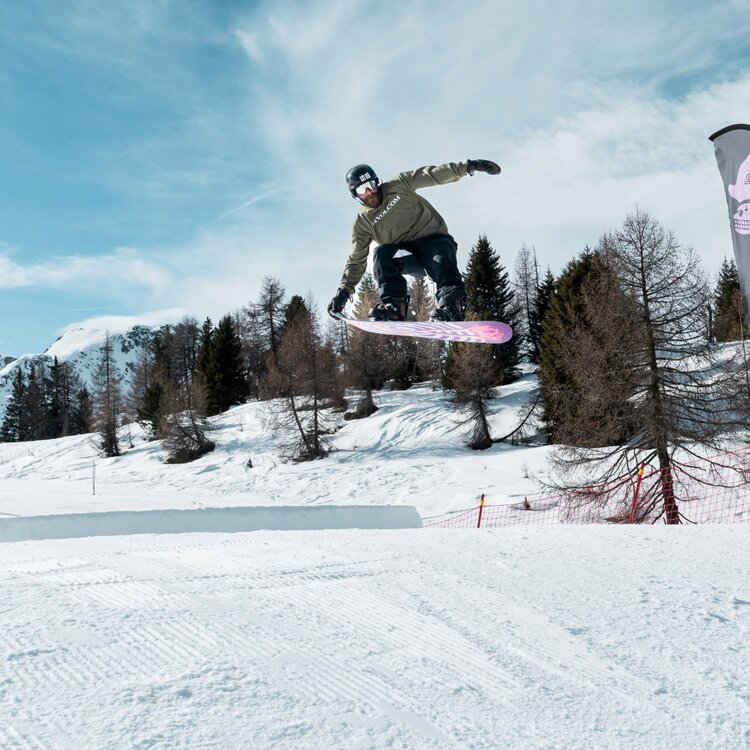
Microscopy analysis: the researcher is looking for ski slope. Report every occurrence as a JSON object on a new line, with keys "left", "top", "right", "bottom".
{"left": 3, "top": 526, "right": 750, "bottom": 749}
{"left": 0, "top": 379, "right": 549, "bottom": 523}
{"left": 2, "top": 359, "right": 750, "bottom": 747}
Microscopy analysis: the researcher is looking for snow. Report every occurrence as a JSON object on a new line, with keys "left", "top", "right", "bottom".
{"left": 3, "top": 330, "right": 750, "bottom": 747}
{"left": 0, "top": 505, "right": 422, "bottom": 543}
{"left": 44, "top": 327, "right": 122, "bottom": 361}
{"left": 53, "top": 310, "right": 186, "bottom": 347}
{"left": 0, "top": 380, "right": 550, "bottom": 522}
{"left": 2, "top": 527, "right": 749, "bottom": 749}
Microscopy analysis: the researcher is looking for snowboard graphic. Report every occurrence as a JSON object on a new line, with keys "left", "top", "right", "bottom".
{"left": 330, "top": 312, "right": 513, "bottom": 344}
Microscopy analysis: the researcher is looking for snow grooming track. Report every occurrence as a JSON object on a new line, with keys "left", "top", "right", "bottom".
{"left": 3, "top": 527, "right": 750, "bottom": 749}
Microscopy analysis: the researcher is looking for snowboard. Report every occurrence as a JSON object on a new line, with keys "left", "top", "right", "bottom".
{"left": 329, "top": 312, "right": 513, "bottom": 344}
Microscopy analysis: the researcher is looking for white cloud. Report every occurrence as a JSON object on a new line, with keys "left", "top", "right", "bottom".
{"left": 226, "top": 0, "right": 750, "bottom": 279}
{"left": 59, "top": 308, "right": 188, "bottom": 336}
{"left": 0, "top": 248, "right": 170, "bottom": 292}
{"left": 213, "top": 189, "right": 284, "bottom": 223}
{"left": 493, "top": 77, "right": 750, "bottom": 268}
{"left": 233, "top": 29, "right": 262, "bottom": 63}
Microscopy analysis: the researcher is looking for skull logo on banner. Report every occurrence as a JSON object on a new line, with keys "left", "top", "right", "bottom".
{"left": 729, "top": 154, "right": 750, "bottom": 235}
{"left": 734, "top": 203, "right": 750, "bottom": 235}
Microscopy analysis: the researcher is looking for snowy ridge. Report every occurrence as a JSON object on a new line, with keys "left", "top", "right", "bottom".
{"left": 0, "top": 324, "right": 164, "bottom": 422}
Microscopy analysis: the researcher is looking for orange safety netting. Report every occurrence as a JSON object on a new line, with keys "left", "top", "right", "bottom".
{"left": 425, "top": 446, "right": 750, "bottom": 527}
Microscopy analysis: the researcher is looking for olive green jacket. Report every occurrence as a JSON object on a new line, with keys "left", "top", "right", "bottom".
{"left": 338, "top": 161, "right": 469, "bottom": 294}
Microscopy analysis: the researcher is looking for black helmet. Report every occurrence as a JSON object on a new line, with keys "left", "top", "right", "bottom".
{"left": 346, "top": 164, "right": 380, "bottom": 197}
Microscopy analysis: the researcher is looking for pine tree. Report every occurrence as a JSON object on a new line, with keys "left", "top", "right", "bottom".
{"left": 21, "top": 365, "right": 45, "bottom": 441}
{"left": 537, "top": 249, "right": 600, "bottom": 440}
{"left": 543, "top": 253, "right": 642, "bottom": 449}
{"left": 74, "top": 387, "right": 93, "bottom": 435}
{"left": 461, "top": 234, "right": 521, "bottom": 385}
{"left": 196, "top": 318, "right": 213, "bottom": 378}
{"left": 0, "top": 368, "right": 25, "bottom": 442}
{"left": 173, "top": 317, "right": 201, "bottom": 384}
{"left": 130, "top": 331, "right": 169, "bottom": 435}
{"left": 126, "top": 344, "right": 154, "bottom": 423}
{"left": 513, "top": 243, "right": 539, "bottom": 352}
{"left": 156, "top": 316, "right": 214, "bottom": 462}
{"left": 151, "top": 328, "right": 173, "bottom": 384}
{"left": 713, "top": 258, "right": 748, "bottom": 342}
{"left": 255, "top": 276, "right": 287, "bottom": 363}
{"left": 239, "top": 305, "right": 265, "bottom": 399}
{"left": 40, "top": 357, "right": 81, "bottom": 438}
{"left": 206, "top": 315, "right": 247, "bottom": 414}
{"left": 44, "top": 358, "right": 64, "bottom": 439}
{"left": 529, "top": 269, "right": 555, "bottom": 364}
{"left": 195, "top": 318, "right": 216, "bottom": 414}
{"left": 59, "top": 362, "right": 86, "bottom": 437}
{"left": 450, "top": 321, "right": 498, "bottom": 450}
{"left": 138, "top": 382, "right": 164, "bottom": 439}
{"left": 283, "top": 295, "right": 309, "bottom": 330}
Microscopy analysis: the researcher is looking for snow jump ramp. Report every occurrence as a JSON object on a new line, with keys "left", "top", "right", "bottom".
{"left": 0, "top": 505, "right": 423, "bottom": 543}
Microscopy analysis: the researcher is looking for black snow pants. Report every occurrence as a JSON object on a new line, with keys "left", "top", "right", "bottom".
{"left": 372, "top": 233, "right": 465, "bottom": 303}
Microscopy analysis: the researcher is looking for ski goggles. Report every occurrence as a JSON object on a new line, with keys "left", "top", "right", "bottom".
{"left": 354, "top": 179, "right": 379, "bottom": 195}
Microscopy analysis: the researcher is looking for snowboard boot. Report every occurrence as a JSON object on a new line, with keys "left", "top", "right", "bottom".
{"left": 368, "top": 296, "right": 409, "bottom": 321}
{"left": 430, "top": 287, "right": 466, "bottom": 322}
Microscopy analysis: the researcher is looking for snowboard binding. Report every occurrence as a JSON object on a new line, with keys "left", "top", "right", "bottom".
{"left": 368, "top": 295, "right": 410, "bottom": 322}
{"left": 430, "top": 287, "right": 466, "bottom": 322}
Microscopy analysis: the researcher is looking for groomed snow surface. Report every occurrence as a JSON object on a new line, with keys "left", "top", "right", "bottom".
{"left": 3, "top": 528, "right": 750, "bottom": 749}
{"left": 2, "top": 381, "right": 750, "bottom": 748}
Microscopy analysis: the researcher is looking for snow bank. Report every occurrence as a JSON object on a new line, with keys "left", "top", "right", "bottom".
{"left": 0, "top": 504, "right": 422, "bottom": 543}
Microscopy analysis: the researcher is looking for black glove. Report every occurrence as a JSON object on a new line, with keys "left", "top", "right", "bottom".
{"left": 328, "top": 288, "right": 350, "bottom": 314}
{"left": 467, "top": 159, "right": 501, "bottom": 176}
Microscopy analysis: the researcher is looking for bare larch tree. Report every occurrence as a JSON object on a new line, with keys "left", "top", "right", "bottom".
{"left": 551, "top": 208, "right": 747, "bottom": 523}
{"left": 92, "top": 331, "right": 122, "bottom": 457}
{"left": 260, "top": 302, "right": 342, "bottom": 461}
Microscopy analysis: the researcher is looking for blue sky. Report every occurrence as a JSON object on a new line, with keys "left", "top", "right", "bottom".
{"left": 2, "top": 0, "right": 750, "bottom": 355}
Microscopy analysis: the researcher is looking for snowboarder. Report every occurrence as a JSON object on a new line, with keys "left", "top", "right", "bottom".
{"left": 328, "top": 159, "right": 501, "bottom": 322}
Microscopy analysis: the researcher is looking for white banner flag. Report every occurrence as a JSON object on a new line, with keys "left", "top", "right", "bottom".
{"left": 710, "top": 123, "right": 750, "bottom": 318}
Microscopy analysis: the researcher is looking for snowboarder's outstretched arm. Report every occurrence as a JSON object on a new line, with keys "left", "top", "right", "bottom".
{"left": 399, "top": 162, "right": 467, "bottom": 190}
{"left": 399, "top": 159, "right": 501, "bottom": 190}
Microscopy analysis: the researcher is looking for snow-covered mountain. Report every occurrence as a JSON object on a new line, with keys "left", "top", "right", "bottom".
{"left": 0, "top": 324, "right": 164, "bottom": 422}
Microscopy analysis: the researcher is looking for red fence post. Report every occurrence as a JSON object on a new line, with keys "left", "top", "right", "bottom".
{"left": 629, "top": 464, "right": 645, "bottom": 524}
{"left": 477, "top": 494, "right": 485, "bottom": 528}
